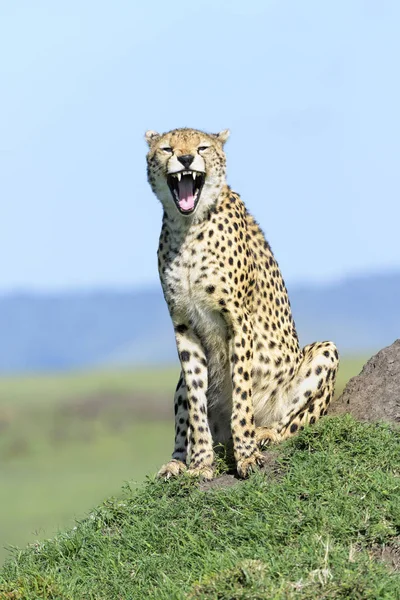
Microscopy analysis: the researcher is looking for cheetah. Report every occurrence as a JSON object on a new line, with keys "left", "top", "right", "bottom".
{"left": 145, "top": 127, "right": 339, "bottom": 480}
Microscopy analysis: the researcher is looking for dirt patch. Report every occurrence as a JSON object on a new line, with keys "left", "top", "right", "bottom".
{"left": 329, "top": 339, "right": 400, "bottom": 424}
{"left": 200, "top": 449, "right": 282, "bottom": 491}
{"left": 200, "top": 473, "right": 239, "bottom": 491}
{"left": 370, "top": 537, "right": 400, "bottom": 572}
{"left": 262, "top": 449, "right": 281, "bottom": 471}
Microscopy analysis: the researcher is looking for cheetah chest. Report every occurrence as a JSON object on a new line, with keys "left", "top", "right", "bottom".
{"left": 163, "top": 241, "right": 229, "bottom": 365}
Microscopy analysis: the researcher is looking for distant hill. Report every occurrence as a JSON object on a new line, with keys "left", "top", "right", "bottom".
{"left": 0, "top": 272, "right": 399, "bottom": 373}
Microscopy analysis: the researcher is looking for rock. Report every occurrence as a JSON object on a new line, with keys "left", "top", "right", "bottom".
{"left": 329, "top": 339, "right": 400, "bottom": 424}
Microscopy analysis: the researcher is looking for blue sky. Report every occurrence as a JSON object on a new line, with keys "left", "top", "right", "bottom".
{"left": 0, "top": 0, "right": 399, "bottom": 291}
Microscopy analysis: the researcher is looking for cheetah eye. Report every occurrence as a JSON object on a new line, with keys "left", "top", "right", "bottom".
{"left": 161, "top": 147, "right": 173, "bottom": 153}
{"left": 198, "top": 146, "right": 209, "bottom": 152}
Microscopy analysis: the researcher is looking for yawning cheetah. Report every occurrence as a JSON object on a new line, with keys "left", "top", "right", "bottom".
{"left": 145, "top": 127, "right": 339, "bottom": 480}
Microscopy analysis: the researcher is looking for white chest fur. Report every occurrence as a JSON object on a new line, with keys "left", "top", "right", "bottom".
{"left": 160, "top": 228, "right": 229, "bottom": 366}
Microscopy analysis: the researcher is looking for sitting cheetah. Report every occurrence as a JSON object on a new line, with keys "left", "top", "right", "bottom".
{"left": 145, "top": 127, "right": 339, "bottom": 480}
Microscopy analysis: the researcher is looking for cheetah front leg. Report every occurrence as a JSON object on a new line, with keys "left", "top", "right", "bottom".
{"left": 168, "top": 323, "right": 214, "bottom": 481}
{"left": 230, "top": 315, "right": 265, "bottom": 478}
{"left": 157, "top": 373, "right": 189, "bottom": 479}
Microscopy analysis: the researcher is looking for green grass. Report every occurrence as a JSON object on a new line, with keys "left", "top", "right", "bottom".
{"left": 0, "top": 367, "right": 179, "bottom": 410}
{"left": 0, "top": 357, "right": 368, "bottom": 567}
{"left": 0, "top": 367, "right": 179, "bottom": 565}
{"left": 0, "top": 423, "right": 172, "bottom": 562}
{"left": 1, "top": 416, "right": 399, "bottom": 599}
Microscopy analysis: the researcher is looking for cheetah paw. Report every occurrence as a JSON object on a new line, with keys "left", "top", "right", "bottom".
{"left": 236, "top": 450, "right": 266, "bottom": 479}
{"left": 256, "top": 427, "right": 281, "bottom": 449}
{"left": 157, "top": 459, "right": 187, "bottom": 480}
{"left": 186, "top": 465, "right": 214, "bottom": 481}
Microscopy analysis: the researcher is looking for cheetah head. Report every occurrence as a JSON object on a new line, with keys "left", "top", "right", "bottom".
{"left": 145, "top": 128, "right": 230, "bottom": 219}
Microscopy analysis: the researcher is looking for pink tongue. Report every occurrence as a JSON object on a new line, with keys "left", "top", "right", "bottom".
{"left": 178, "top": 177, "right": 195, "bottom": 211}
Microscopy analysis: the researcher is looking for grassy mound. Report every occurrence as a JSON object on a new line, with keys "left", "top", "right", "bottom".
{"left": 1, "top": 416, "right": 399, "bottom": 599}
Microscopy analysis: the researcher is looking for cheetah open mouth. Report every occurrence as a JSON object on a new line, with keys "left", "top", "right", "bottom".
{"left": 167, "top": 171, "right": 205, "bottom": 214}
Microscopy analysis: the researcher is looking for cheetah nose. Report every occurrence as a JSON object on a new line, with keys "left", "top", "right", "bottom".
{"left": 177, "top": 154, "right": 194, "bottom": 169}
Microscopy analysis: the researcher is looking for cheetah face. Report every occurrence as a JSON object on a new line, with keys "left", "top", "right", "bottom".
{"left": 145, "top": 128, "right": 230, "bottom": 219}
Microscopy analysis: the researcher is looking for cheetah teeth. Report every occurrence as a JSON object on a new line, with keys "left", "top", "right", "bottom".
{"left": 170, "top": 171, "right": 202, "bottom": 181}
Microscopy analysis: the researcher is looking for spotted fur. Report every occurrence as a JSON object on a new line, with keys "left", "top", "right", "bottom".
{"left": 146, "top": 127, "right": 339, "bottom": 480}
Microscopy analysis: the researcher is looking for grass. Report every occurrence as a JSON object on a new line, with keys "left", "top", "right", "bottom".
{"left": 0, "top": 423, "right": 172, "bottom": 563}
{"left": 0, "top": 367, "right": 179, "bottom": 410}
{"left": 0, "top": 416, "right": 399, "bottom": 599}
{"left": 0, "top": 357, "right": 368, "bottom": 566}
{"left": 0, "top": 367, "right": 179, "bottom": 565}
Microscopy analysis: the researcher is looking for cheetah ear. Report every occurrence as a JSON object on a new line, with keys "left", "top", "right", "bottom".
{"left": 145, "top": 130, "right": 161, "bottom": 147}
{"left": 215, "top": 129, "right": 230, "bottom": 145}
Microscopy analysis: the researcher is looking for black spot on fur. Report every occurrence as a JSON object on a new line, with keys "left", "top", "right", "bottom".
{"left": 176, "top": 324, "right": 188, "bottom": 334}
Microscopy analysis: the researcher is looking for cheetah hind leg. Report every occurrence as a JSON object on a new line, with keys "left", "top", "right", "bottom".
{"left": 256, "top": 341, "right": 339, "bottom": 448}
{"left": 277, "top": 341, "right": 339, "bottom": 442}
{"left": 255, "top": 427, "right": 282, "bottom": 449}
